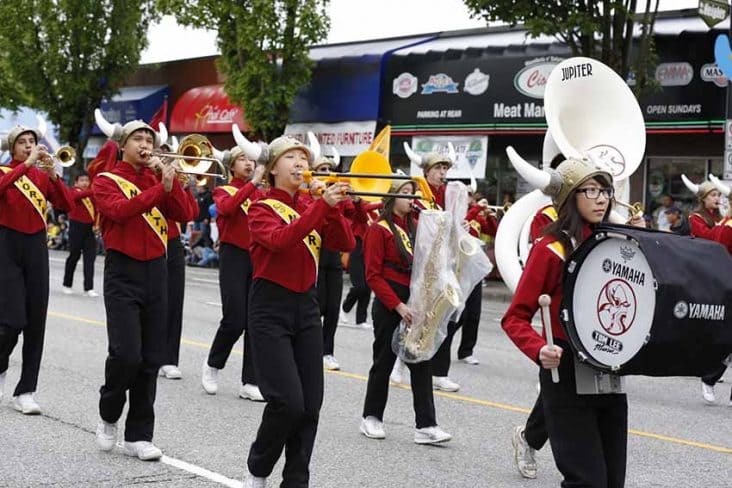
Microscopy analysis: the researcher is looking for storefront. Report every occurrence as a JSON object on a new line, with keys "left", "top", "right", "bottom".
{"left": 379, "top": 13, "right": 730, "bottom": 215}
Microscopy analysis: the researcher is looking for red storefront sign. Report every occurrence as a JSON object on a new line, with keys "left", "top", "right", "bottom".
{"left": 169, "top": 85, "right": 250, "bottom": 133}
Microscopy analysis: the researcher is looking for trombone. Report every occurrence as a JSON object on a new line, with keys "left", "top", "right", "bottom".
{"left": 613, "top": 199, "right": 645, "bottom": 222}
{"left": 301, "top": 150, "right": 434, "bottom": 202}
{"left": 143, "top": 134, "right": 229, "bottom": 181}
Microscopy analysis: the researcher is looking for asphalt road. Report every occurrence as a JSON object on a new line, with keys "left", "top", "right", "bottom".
{"left": 0, "top": 250, "right": 730, "bottom": 487}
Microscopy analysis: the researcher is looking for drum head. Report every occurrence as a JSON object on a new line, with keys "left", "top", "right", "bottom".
{"left": 562, "top": 232, "right": 656, "bottom": 372}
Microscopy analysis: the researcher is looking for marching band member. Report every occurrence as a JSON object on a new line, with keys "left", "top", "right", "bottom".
{"left": 62, "top": 172, "right": 99, "bottom": 297}
{"left": 159, "top": 153, "right": 199, "bottom": 380}
{"left": 681, "top": 176, "right": 732, "bottom": 405}
{"left": 512, "top": 152, "right": 564, "bottom": 480}
{"left": 242, "top": 136, "right": 354, "bottom": 487}
{"left": 0, "top": 124, "right": 75, "bottom": 414}
{"left": 360, "top": 179, "right": 452, "bottom": 445}
{"left": 91, "top": 113, "right": 191, "bottom": 461}
{"left": 202, "top": 146, "right": 265, "bottom": 401}
{"left": 502, "top": 159, "right": 644, "bottom": 488}
{"left": 341, "top": 201, "right": 381, "bottom": 328}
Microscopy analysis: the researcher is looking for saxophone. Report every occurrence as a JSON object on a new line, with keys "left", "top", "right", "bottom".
{"left": 401, "top": 211, "right": 460, "bottom": 361}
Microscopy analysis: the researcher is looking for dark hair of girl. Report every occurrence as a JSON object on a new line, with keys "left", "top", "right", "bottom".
{"left": 693, "top": 198, "right": 722, "bottom": 227}
{"left": 543, "top": 175, "right": 613, "bottom": 253}
{"left": 379, "top": 182, "right": 417, "bottom": 266}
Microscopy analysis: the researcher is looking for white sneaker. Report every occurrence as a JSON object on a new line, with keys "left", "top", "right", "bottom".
{"left": 95, "top": 420, "right": 118, "bottom": 451}
{"left": 123, "top": 441, "right": 162, "bottom": 461}
{"left": 239, "top": 383, "right": 265, "bottom": 402}
{"left": 414, "top": 426, "right": 452, "bottom": 445}
{"left": 243, "top": 473, "right": 267, "bottom": 488}
{"left": 84, "top": 289, "right": 99, "bottom": 297}
{"left": 201, "top": 362, "right": 218, "bottom": 395}
{"left": 702, "top": 382, "right": 716, "bottom": 404}
{"left": 390, "top": 359, "right": 410, "bottom": 386}
{"left": 62, "top": 286, "right": 73, "bottom": 295}
{"left": 159, "top": 365, "right": 182, "bottom": 379}
{"left": 512, "top": 425, "right": 537, "bottom": 479}
{"left": 0, "top": 371, "right": 5, "bottom": 403}
{"left": 359, "top": 416, "right": 386, "bottom": 439}
{"left": 432, "top": 376, "right": 460, "bottom": 392}
{"left": 323, "top": 355, "right": 340, "bottom": 371}
{"left": 13, "top": 393, "right": 41, "bottom": 415}
{"left": 460, "top": 355, "right": 480, "bottom": 365}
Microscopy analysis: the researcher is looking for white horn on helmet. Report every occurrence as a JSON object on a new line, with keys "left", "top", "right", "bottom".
{"left": 307, "top": 131, "right": 320, "bottom": 162}
{"left": 507, "top": 146, "right": 553, "bottom": 192}
{"left": 36, "top": 116, "right": 47, "bottom": 139}
{"left": 403, "top": 142, "right": 423, "bottom": 166}
{"left": 681, "top": 174, "right": 700, "bottom": 195}
{"left": 447, "top": 142, "right": 456, "bottom": 165}
{"left": 94, "top": 108, "right": 123, "bottom": 141}
{"left": 331, "top": 147, "right": 340, "bottom": 167}
{"left": 157, "top": 122, "right": 168, "bottom": 148}
{"left": 709, "top": 173, "right": 731, "bottom": 197}
{"left": 232, "top": 123, "right": 263, "bottom": 162}
{"left": 170, "top": 136, "right": 180, "bottom": 153}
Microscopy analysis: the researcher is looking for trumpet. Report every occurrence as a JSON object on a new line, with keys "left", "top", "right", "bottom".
{"left": 614, "top": 199, "right": 645, "bottom": 222}
{"left": 478, "top": 202, "right": 511, "bottom": 214}
{"left": 299, "top": 150, "right": 433, "bottom": 202}
{"left": 37, "top": 145, "right": 76, "bottom": 170}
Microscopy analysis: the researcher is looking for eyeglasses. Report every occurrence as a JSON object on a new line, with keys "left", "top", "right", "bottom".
{"left": 576, "top": 187, "right": 614, "bottom": 200}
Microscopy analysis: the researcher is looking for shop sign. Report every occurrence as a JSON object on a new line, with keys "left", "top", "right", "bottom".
{"left": 655, "top": 62, "right": 694, "bottom": 87}
{"left": 408, "top": 135, "right": 487, "bottom": 180}
{"left": 700, "top": 63, "right": 728, "bottom": 87}
{"left": 464, "top": 68, "right": 490, "bottom": 96}
{"left": 421, "top": 73, "right": 460, "bottom": 94}
{"left": 513, "top": 59, "right": 560, "bottom": 99}
{"left": 392, "top": 72, "right": 418, "bottom": 99}
{"left": 284, "top": 120, "right": 377, "bottom": 157}
{"left": 699, "top": 0, "right": 730, "bottom": 28}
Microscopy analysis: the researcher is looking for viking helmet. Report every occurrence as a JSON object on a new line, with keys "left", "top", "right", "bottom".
{"left": 94, "top": 108, "right": 164, "bottom": 148}
{"left": 2, "top": 116, "right": 47, "bottom": 153}
{"left": 404, "top": 141, "right": 455, "bottom": 173}
{"left": 681, "top": 174, "right": 717, "bottom": 200}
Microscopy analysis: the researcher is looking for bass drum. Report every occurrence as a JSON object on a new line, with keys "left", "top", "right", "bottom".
{"left": 561, "top": 224, "right": 732, "bottom": 376}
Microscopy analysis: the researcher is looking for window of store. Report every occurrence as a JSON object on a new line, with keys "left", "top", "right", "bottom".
{"left": 645, "top": 157, "right": 722, "bottom": 228}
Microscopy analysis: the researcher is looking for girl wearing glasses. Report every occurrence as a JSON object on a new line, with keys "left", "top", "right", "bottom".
{"left": 502, "top": 158, "right": 643, "bottom": 488}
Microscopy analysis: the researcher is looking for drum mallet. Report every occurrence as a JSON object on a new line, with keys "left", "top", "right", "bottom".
{"left": 538, "top": 294, "right": 559, "bottom": 383}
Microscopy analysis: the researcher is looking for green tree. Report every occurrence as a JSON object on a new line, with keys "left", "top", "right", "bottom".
{"left": 0, "top": 0, "right": 158, "bottom": 159}
{"left": 159, "top": 0, "right": 330, "bottom": 140}
{"left": 464, "top": 0, "right": 660, "bottom": 95}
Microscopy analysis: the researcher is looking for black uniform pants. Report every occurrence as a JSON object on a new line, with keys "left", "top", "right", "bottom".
{"left": 62, "top": 220, "right": 96, "bottom": 291}
{"left": 98, "top": 251, "right": 167, "bottom": 442}
{"left": 207, "top": 243, "right": 256, "bottom": 385}
{"left": 318, "top": 249, "right": 343, "bottom": 356}
{"left": 165, "top": 237, "right": 185, "bottom": 366}
{"left": 541, "top": 342, "right": 627, "bottom": 488}
{"left": 247, "top": 279, "right": 323, "bottom": 487}
{"left": 342, "top": 237, "right": 371, "bottom": 324}
{"left": 0, "top": 228, "right": 48, "bottom": 396}
{"left": 362, "top": 281, "right": 436, "bottom": 429}
{"left": 524, "top": 395, "right": 549, "bottom": 450}
{"left": 457, "top": 283, "right": 482, "bottom": 359}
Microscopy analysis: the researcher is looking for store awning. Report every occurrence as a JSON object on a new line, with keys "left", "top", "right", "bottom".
{"left": 92, "top": 85, "right": 168, "bottom": 135}
{"left": 169, "top": 85, "right": 248, "bottom": 133}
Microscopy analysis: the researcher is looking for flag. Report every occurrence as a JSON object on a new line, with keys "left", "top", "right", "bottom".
{"left": 369, "top": 125, "right": 391, "bottom": 158}
{"left": 149, "top": 97, "right": 168, "bottom": 129}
